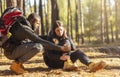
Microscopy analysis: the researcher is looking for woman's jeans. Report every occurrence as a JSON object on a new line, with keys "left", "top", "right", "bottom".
{"left": 70, "top": 49, "right": 91, "bottom": 66}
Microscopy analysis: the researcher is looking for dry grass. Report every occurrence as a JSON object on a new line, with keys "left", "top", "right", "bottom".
{"left": 0, "top": 48, "right": 120, "bottom": 77}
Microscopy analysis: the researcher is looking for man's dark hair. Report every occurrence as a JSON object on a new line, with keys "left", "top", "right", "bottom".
{"left": 27, "top": 13, "right": 41, "bottom": 22}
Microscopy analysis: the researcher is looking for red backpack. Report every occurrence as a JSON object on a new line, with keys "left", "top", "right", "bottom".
{"left": 0, "top": 7, "right": 23, "bottom": 37}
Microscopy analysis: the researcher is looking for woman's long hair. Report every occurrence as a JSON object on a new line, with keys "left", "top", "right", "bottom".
{"left": 51, "top": 20, "right": 67, "bottom": 39}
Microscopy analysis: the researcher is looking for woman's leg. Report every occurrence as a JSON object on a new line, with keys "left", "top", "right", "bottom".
{"left": 70, "top": 49, "right": 106, "bottom": 72}
{"left": 70, "top": 49, "right": 91, "bottom": 66}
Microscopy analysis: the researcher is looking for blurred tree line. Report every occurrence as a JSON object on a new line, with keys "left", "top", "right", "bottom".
{"left": 0, "top": 0, "right": 120, "bottom": 46}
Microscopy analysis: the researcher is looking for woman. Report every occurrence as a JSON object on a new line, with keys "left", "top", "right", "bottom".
{"left": 43, "top": 20, "right": 106, "bottom": 72}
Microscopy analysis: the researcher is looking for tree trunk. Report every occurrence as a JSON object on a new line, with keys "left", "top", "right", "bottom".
{"left": 34, "top": 0, "right": 37, "bottom": 13}
{"left": 104, "top": 0, "right": 109, "bottom": 44}
{"left": 44, "top": 0, "right": 49, "bottom": 34}
{"left": 17, "top": 0, "right": 23, "bottom": 10}
{"left": 67, "top": 0, "right": 70, "bottom": 35}
{"left": 23, "top": 0, "right": 26, "bottom": 16}
{"left": 6, "top": 0, "right": 17, "bottom": 7}
{"left": 51, "top": 0, "right": 60, "bottom": 26}
{"left": 100, "top": 0, "right": 104, "bottom": 43}
{"left": 68, "top": 0, "right": 73, "bottom": 39}
{"left": 39, "top": 0, "right": 45, "bottom": 35}
{"left": 79, "top": 0, "right": 84, "bottom": 44}
{"left": 115, "top": 0, "right": 119, "bottom": 41}
{"left": 75, "top": 0, "right": 79, "bottom": 43}
{"left": 0, "top": 0, "right": 2, "bottom": 15}
{"left": 88, "top": 0, "right": 92, "bottom": 43}
{"left": 29, "top": 0, "right": 32, "bottom": 13}
{"left": 108, "top": 0, "right": 114, "bottom": 42}
{"left": 4, "top": 0, "right": 6, "bottom": 11}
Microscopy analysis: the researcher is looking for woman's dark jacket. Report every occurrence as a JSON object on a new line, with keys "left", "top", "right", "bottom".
{"left": 43, "top": 33, "right": 76, "bottom": 68}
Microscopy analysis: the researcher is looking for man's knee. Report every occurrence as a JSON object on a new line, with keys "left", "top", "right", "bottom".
{"left": 34, "top": 43, "right": 44, "bottom": 52}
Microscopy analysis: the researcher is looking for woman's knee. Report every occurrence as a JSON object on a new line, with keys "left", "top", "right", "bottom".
{"left": 74, "top": 49, "right": 83, "bottom": 55}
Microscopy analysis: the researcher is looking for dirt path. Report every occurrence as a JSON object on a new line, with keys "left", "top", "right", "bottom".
{"left": 0, "top": 49, "right": 120, "bottom": 77}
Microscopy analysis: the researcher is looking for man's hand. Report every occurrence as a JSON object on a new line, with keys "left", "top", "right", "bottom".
{"left": 61, "top": 45, "right": 71, "bottom": 52}
{"left": 60, "top": 53, "right": 70, "bottom": 61}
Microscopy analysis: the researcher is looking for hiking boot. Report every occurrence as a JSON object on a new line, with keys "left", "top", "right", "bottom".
{"left": 10, "top": 61, "right": 28, "bottom": 74}
{"left": 63, "top": 59, "right": 78, "bottom": 71}
{"left": 20, "top": 63, "right": 25, "bottom": 70}
{"left": 89, "top": 61, "right": 106, "bottom": 72}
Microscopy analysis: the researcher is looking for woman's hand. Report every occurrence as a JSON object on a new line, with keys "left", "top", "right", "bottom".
{"left": 60, "top": 53, "right": 70, "bottom": 61}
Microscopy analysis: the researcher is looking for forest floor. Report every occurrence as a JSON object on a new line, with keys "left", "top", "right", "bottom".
{"left": 0, "top": 47, "right": 120, "bottom": 77}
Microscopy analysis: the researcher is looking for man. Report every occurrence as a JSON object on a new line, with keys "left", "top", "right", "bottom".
{"left": 0, "top": 7, "right": 70, "bottom": 74}
{"left": 27, "top": 13, "right": 41, "bottom": 35}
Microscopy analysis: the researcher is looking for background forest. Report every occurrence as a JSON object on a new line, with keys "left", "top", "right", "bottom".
{"left": 0, "top": 0, "right": 120, "bottom": 46}
{"left": 0, "top": 0, "right": 120, "bottom": 77}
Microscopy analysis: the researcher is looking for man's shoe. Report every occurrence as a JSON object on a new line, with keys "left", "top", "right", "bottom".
{"left": 89, "top": 61, "right": 106, "bottom": 72}
{"left": 10, "top": 61, "right": 27, "bottom": 74}
{"left": 20, "top": 63, "right": 25, "bottom": 69}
